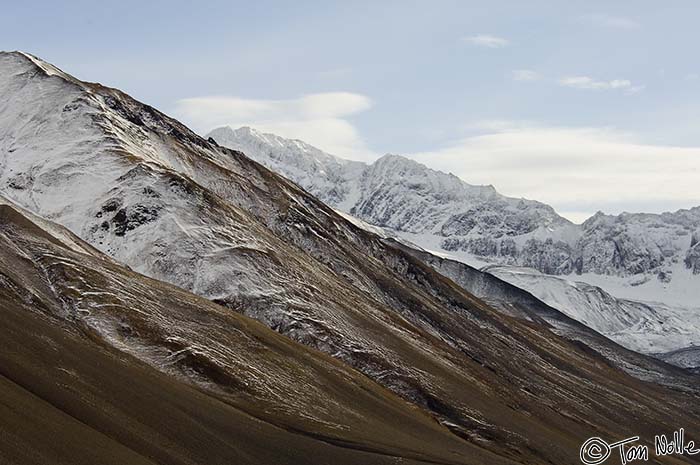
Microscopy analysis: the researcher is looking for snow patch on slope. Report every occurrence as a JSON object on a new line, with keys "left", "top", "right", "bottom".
{"left": 485, "top": 265, "right": 700, "bottom": 355}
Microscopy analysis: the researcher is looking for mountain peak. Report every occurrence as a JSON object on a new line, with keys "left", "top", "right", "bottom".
{"left": 3, "top": 50, "right": 78, "bottom": 85}
{"left": 231, "top": 125, "right": 264, "bottom": 138}
{"left": 208, "top": 128, "right": 571, "bottom": 238}
{"left": 370, "top": 152, "right": 495, "bottom": 193}
{"left": 373, "top": 152, "right": 415, "bottom": 166}
{"left": 206, "top": 126, "right": 351, "bottom": 167}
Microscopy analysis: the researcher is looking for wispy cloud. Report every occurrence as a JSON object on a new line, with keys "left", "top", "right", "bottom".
{"left": 581, "top": 14, "right": 641, "bottom": 30}
{"left": 512, "top": 69, "right": 540, "bottom": 81}
{"left": 173, "top": 92, "right": 375, "bottom": 161}
{"left": 558, "top": 76, "right": 644, "bottom": 94}
{"left": 463, "top": 34, "right": 509, "bottom": 48}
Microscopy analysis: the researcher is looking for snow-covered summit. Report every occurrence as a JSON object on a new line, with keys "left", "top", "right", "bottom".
{"left": 208, "top": 125, "right": 569, "bottom": 237}
{"left": 13, "top": 51, "right": 79, "bottom": 82}
{"left": 208, "top": 125, "right": 364, "bottom": 206}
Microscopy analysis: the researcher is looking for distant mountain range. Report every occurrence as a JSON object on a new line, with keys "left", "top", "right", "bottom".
{"left": 209, "top": 126, "right": 700, "bottom": 281}
{"left": 208, "top": 125, "right": 700, "bottom": 363}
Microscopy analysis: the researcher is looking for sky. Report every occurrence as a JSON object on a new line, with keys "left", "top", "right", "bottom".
{"left": 3, "top": 0, "right": 700, "bottom": 223}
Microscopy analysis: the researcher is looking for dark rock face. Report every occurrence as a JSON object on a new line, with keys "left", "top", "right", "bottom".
{"left": 442, "top": 209, "right": 700, "bottom": 279}
{"left": 6, "top": 173, "right": 32, "bottom": 190}
{"left": 686, "top": 230, "right": 700, "bottom": 274}
{"left": 442, "top": 237, "right": 497, "bottom": 257}
{"left": 112, "top": 204, "right": 162, "bottom": 236}
{"left": 440, "top": 212, "right": 478, "bottom": 236}
{"left": 93, "top": 196, "right": 163, "bottom": 237}
{"left": 520, "top": 238, "right": 575, "bottom": 275}
{"left": 440, "top": 202, "right": 547, "bottom": 238}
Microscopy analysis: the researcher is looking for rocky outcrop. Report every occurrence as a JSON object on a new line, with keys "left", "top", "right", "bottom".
{"left": 685, "top": 229, "right": 700, "bottom": 274}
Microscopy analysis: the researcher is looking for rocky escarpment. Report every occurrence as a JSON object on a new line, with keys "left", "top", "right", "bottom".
{"left": 685, "top": 229, "right": 700, "bottom": 274}
{"left": 441, "top": 209, "right": 700, "bottom": 281}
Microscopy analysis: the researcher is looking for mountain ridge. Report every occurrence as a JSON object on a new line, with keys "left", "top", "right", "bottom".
{"left": 208, "top": 124, "right": 700, "bottom": 283}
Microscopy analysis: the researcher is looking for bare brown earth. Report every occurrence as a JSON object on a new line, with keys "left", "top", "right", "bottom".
{"left": 0, "top": 203, "right": 509, "bottom": 465}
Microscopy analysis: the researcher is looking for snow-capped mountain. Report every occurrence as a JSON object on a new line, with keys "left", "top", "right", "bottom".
{"left": 209, "top": 125, "right": 700, "bottom": 363}
{"left": 209, "top": 126, "right": 571, "bottom": 240}
{"left": 4, "top": 51, "right": 700, "bottom": 464}
{"left": 209, "top": 126, "right": 700, "bottom": 284}
{"left": 208, "top": 126, "right": 366, "bottom": 207}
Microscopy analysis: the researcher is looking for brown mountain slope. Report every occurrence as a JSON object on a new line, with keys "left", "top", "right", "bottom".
{"left": 0, "top": 200, "right": 502, "bottom": 465}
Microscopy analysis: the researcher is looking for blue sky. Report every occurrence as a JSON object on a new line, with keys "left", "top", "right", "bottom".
{"left": 3, "top": 0, "right": 700, "bottom": 221}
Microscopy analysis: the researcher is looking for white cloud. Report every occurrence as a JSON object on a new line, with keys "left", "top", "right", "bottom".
{"left": 408, "top": 121, "right": 700, "bottom": 222}
{"left": 173, "top": 92, "right": 375, "bottom": 161}
{"left": 512, "top": 69, "right": 540, "bottom": 81}
{"left": 463, "top": 34, "right": 509, "bottom": 48}
{"left": 581, "top": 14, "right": 641, "bottom": 30}
{"left": 558, "top": 76, "right": 644, "bottom": 94}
